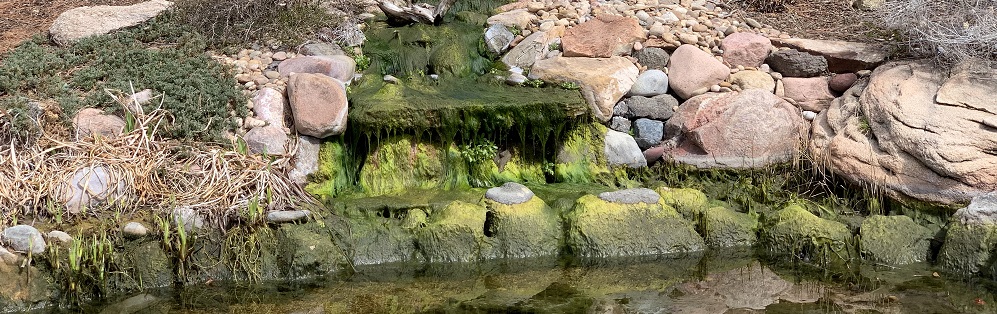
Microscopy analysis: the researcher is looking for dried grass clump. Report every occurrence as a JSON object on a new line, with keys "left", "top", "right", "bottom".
{"left": 879, "top": 0, "right": 997, "bottom": 66}
{"left": 169, "top": 0, "right": 348, "bottom": 47}
{"left": 0, "top": 89, "right": 318, "bottom": 228}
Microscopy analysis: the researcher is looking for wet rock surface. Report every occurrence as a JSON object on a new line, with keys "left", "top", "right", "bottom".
{"left": 597, "top": 188, "right": 660, "bottom": 204}
{"left": 485, "top": 182, "right": 536, "bottom": 205}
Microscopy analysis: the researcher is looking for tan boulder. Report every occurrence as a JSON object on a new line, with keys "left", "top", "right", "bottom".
{"left": 561, "top": 14, "right": 645, "bottom": 58}
{"left": 486, "top": 9, "right": 537, "bottom": 30}
{"left": 663, "top": 90, "right": 806, "bottom": 168}
{"left": 72, "top": 108, "right": 125, "bottom": 139}
{"left": 810, "top": 60, "right": 997, "bottom": 205}
{"left": 728, "top": 70, "right": 775, "bottom": 92}
{"left": 668, "top": 45, "right": 730, "bottom": 99}
{"left": 782, "top": 77, "right": 835, "bottom": 112}
{"left": 278, "top": 55, "right": 356, "bottom": 83}
{"left": 721, "top": 32, "right": 771, "bottom": 68}
{"left": 529, "top": 56, "right": 639, "bottom": 122}
{"left": 501, "top": 29, "right": 562, "bottom": 69}
{"left": 287, "top": 73, "right": 349, "bottom": 138}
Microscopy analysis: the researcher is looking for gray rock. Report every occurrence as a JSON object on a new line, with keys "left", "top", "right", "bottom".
{"left": 122, "top": 222, "right": 149, "bottom": 238}
{"left": 628, "top": 69, "right": 669, "bottom": 97}
{"left": 955, "top": 191, "right": 997, "bottom": 225}
{"left": 300, "top": 43, "right": 345, "bottom": 56}
{"left": 802, "top": 110, "right": 817, "bottom": 121}
{"left": 244, "top": 125, "right": 288, "bottom": 155}
{"left": 172, "top": 207, "right": 204, "bottom": 233}
{"left": 1, "top": 225, "right": 46, "bottom": 255}
{"left": 609, "top": 116, "right": 632, "bottom": 132}
{"left": 49, "top": 0, "right": 173, "bottom": 46}
{"left": 485, "top": 24, "right": 516, "bottom": 54}
{"left": 612, "top": 101, "right": 629, "bottom": 116}
{"left": 605, "top": 129, "right": 647, "bottom": 168}
{"left": 98, "top": 293, "right": 159, "bottom": 314}
{"left": 288, "top": 135, "right": 321, "bottom": 185}
{"left": 633, "top": 47, "right": 670, "bottom": 70}
{"left": 266, "top": 210, "right": 311, "bottom": 223}
{"left": 47, "top": 231, "right": 72, "bottom": 244}
{"left": 626, "top": 95, "right": 677, "bottom": 120}
{"left": 633, "top": 118, "right": 664, "bottom": 149}
{"left": 766, "top": 49, "right": 828, "bottom": 78}
{"left": 485, "top": 182, "right": 536, "bottom": 205}
{"left": 60, "top": 166, "right": 126, "bottom": 214}
{"left": 598, "top": 188, "right": 661, "bottom": 204}
{"left": 506, "top": 72, "right": 528, "bottom": 85}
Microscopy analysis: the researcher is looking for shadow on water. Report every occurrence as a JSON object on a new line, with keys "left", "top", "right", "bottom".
{"left": 61, "top": 247, "right": 997, "bottom": 314}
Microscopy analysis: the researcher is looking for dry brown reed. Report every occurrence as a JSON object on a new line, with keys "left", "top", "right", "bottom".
{"left": 0, "top": 88, "right": 318, "bottom": 229}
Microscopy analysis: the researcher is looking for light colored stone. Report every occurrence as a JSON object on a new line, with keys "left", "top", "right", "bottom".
{"left": 288, "top": 135, "right": 321, "bottom": 185}
{"left": 266, "top": 210, "right": 311, "bottom": 223}
{"left": 487, "top": 9, "right": 537, "bottom": 30}
{"left": 782, "top": 77, "right": 835, "bottom": 111}
{"left": 562, "top": 14, "right": 646, "bottom": 57}
{"left": 278, "top": 55, "right": 356, "bottom": 83}
{"left": 605, "top": 129, "right": 647, "bottom": 168}
{"left": 252, "top": 88, "right": 287, "bottom": 127}
{"left": 628, "top": 69, "right": 669, "bottom": 96}
{"left": 728, "top": 70, "right": 775, "bottom": 92}
{"left": 287, "top": 73, "right": 348, "bottom": 138}
{"left": 529, "top": 56, "right": 639, "bottom": 122}
{"left": 598, "top": 188, "right": 660, "bottom": 204}
{"left": 668, "top": 44, "right": 729, "bottom": 99}
{"left": 484, "top": 24, "right": 516, "bottom": 54}
{"left": 123, "top": 222, "right": 148, "bottom": 238}
{"left": 485, "top": 182, "right": 535, "bottom": 205}
{"left": 502, "top": 30, "right": 561, "bottom": 69}
{"left": 172, "top": 207, "right": 204, "bottom": 232}
{"left": 58, "top": 166, "right": 126, "bottom": 214}
{"left": 46, "top": 231, "right": 72, "bottom": 244}
{"left": 721, "top": 32, "right": 771, "bottom": 68}
{"left": 72, "top": 108, "right": 126, "bottom": 139}
{"left": 49, "top": 0, "right": 173, "bottom": 46}
{"left": 1, "top": 225, "right": 46, "bottom": 255}
{"left": 244, "top": 125, "right": 288, "bottom": 155}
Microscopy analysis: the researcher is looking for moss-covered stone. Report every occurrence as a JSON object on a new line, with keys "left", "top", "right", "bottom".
{"left": 467, "top": 146, "right": 546, "bottom": 187}
{"left": 938, "top": 222, "right": 997, "bottom": 275}
{"left": 278, "top": 223, "right": 348, "bottom": 277}
{"left": 701, "top": 206, "right": 758, "bottom": 248}
{"left": 305, "top": 139, "right": 353, "bottom": 200}
{"left": 358, "top": 136, "right": 450, "bottom": 195}
{"left": 328, "top": 211, "right": 420, "bottom": 266}
{"left": 416, "top": 201, "right": 498, "bottom": 262}
{"left": 658, "top": 187, "right": 710, "bottom": 220}
{"left": 484, "top": 196, "right": 561, "bottom": 258}
{"left": 121, "top": 241, "right": 173, "bottom": 289}
{"left": 859, "top": 215, "right": 932, "bottom": 265}
{"left": 761, "top": 203, "right": 851, "bottom": 256}
{"left": 555, "top": 123, "right": 614, "bottom": 185}
{"left": 566, "top": 194, "right": 704, "bottom": 257}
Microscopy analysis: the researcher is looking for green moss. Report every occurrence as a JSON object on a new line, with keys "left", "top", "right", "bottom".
{"left": 484, "top": 197, "right": 561, "bottom": 258}
{"left": 306, "top": 139, "right": 355, "bottom": 200}
{"left": 565, "top": 194, "right": 703, "bottom": 257}
{"left": 701, "top": 206, "right": 758, "bottom": 248}
{"left": 657, "top": 187, "right": 710, "bottom": 220}
{"left": 327, "top": 208, "right": 420, "bottom": 265}
{"left": 358, "top": 136, "right": 448, "bottom": 195}
{"left": 554, "top": 123, "right": 613, "bottom": 184}
{"left": 468, "top": 146, "right": 546, "bottom": 187}
{"left": 938, "top": 222, "right": 997, "bottom": 276}
{"left": 416, "top": 201, "right": 497, "bottom": 262}
{"left": 859, "top": 215, "right": 932, "bottom": 265}
{"left": 277, "top": 223, "right": 348, "bottom": 277}
{"left": 761, "top": 203, "right": 851, "bottom": 258}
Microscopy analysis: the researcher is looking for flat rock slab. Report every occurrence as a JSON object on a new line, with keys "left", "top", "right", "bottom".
{"left": 50, "top": 0, "right": 173, "bottom": 46}
{"left": 1, "top": 225, "right": 46, "bottom": 255}
{"left": 530, "top": 55, "right": 638, "bottom": 122}
{"left": 598, "top": 188, "right": 661, "bottom": 204}
{"left": 772, "top": 37, "right": 888, "bottom": 73}
{"left": 485, "top": 182, "right": 535, "bottom": 205}
{"left": 562, "top": 14, "right": 645, "bottom": 58}
{"left": 267, "top": 210, "right": 311, "bottom": 223}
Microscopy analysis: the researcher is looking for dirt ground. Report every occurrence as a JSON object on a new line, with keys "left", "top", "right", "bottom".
{"left": 0, "top": 0, "right": 144, "bottom": 54}
{"left": 723, "top": 0, "right": 887, "bottom": 43}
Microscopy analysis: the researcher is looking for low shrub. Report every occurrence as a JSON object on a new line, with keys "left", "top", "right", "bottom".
{"left": 879, "top": 0, "right": 997, "bottom": 66}
{"left": 168, "top": 0, "right": 346, "bottom": 48}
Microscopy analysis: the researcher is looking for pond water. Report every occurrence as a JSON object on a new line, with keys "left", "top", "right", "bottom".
{"left": 72, "top": 249, "right": 997, "bottom": 314}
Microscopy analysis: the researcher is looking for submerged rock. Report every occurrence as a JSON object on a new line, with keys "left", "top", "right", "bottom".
{"left": 761, "top": 203, "right": 850, "bottom": 256}
{"left": 485, "top": 182, "right": 535, "bottom": 205}
{"left": 1, "top": 225, "right": 46, "bottom": 255}
{"left": 278, "top": 223, "right": 348, "bottom": 275}
{"left": 860, "top": 215, "right": 932, "bottom": 265}
{"left": 566, "top": 194, "right": 703, "bottom": 257}
{"left": 484, "top": 194, "right": 562, "bottom": 258}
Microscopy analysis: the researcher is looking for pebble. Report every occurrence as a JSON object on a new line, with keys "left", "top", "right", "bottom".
{"left": 384, "top": 75, "right": 401, "bottom": 84}
{"left": 264, "top": 71, "right": 280, "bottom": 80}
{"left": 710, "top": 84, "right": 721, "bottom": 92}
{"left": 803, "top": 111, "right": 817, "bottom": 121}
{"left": 485, "top": 182, "right": 536, "bottom": 205}
{"left": 123, "top": 222, "right": 148, "bottom": 238}
{"left": 47, "top": 231, "right": 72, "bottom": 244}
{"left": 272, "top": 51, "right": 288, "bottom": 61}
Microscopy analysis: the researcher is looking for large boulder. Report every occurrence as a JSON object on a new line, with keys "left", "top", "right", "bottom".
{"left": 761, "top": 203, "right": 851, "bottom": 256}
{"left": 286, "top": 73, "right": 348, "bottom": 138}
{"left": 486, "top": 9, "right": 536, "bottom": 30}
{"left": 529, "top": 56, "right": 638, "bottom": 122}
{"left": 562, "top": 14, "right": 645, "bottom": 58}
{"left": 668, "top": 45, "right": 730, "bottom": 99}
{"left": 766, "top": 49, "right": 827, "bottom": 78}
{"left": 701, "top": 206, "right": 758, "bottom": 248}
{"left": 244, "top": 125, "right": 288, "bottom": 155}
{"left": 566, "top": 191, "right": 704, "bottom": 257}
{"left": 416, "top": 201, "right": 497, "bottom": 262}
{"left": 252, "top": 88, "right": 288, "bottom": 127}
{"left": 502, "top": 29, "right": 562, "bottom": 69}
{"left": 772, "top": 37, "right": 888, "bottom": 73}
{"left": 49, "top": 0, "right": 173, "bottom": 46}
{"left": 663, "top": 89, "right": 806, "bottom": 168}
{"left": 728, "top": 70, "right": 775, "bottom": 92}
{"left": 721, "top": 32, "right": 771, "bottom": 68}
{"left": 483, "top": 183, "right": 562, "bottom": 258}
{"left": 809, "top": 60, "right": 997, "bottom": 205}
{"left": 278, "top": 55, "right": 356, "bottom": 83}
{"left": 782, "top": 76, "right": 835, "bottom": 112}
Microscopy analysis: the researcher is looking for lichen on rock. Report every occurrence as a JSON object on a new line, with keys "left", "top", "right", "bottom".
{"left": 484, "top": 196, "right": 562, "bottom": 259}
{"left": 416, "top": 201, "right": 497, "bottom": 262}
{"left": 859, "top": 215, "right": 932, "bottom": 265}
{"left": 657, "top": 187, "right": 710, "bottom": 220}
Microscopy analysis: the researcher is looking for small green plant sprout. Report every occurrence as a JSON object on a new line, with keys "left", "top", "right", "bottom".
{"left": 524, "top": 79, "right": 544, "bottom": 88}
{"left": 548, "top": 41, "right": 561, "bottom": 51}
{"left": 559, "top": 81, "right": 580, "bottom": 90}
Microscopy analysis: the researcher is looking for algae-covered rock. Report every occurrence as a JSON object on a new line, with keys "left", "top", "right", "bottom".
{"left": 417, "top": 201, "right": 498, "bottom": 262}
{"left": 484, "top": 195, "right": 562, "bottom": 258}
{"left": 566, "top": 193, "right": 704, "bottom": 257}
{"left": 555, "top": 123, "right": 614, "bottom": 184}
{"left": 305, "top": 139, "right": 352, "bottom": 199}
{"left": 658, "top": 187, "right": 710, "bottom": 220}
{"left": 332, "top": 214, "right": 420, "bottom": 266}
{"left": 762, "top": 203, "right": 851, "bottom": 256}
{"left": 121, "top": 241, "right": 173, "bottom": 289}
{"left": 701, "top": 206, "right": 758, "bottom": 247}
{"left": 939, "top": 192, "right": 997, "bottom": 275}
{"left": 278, "top": 223, "right": 348, "bottom": 277}
{"left": 859, "top": 215, "right": 932, "bottom": 265}
{"left": 467, "top": 147, "right": 546, "bottom": 187}
{"left": 359, "top": 136, "right": 448, "bottom": 195}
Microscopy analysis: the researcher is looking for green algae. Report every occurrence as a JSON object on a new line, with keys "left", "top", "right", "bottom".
{"left": 277, "top": 223, "right": 349, "bottom": 277}
{"left": 938, "top": 222, "right": 997, "bottom": 276}
{"left": 859, "top": 215, "right": 932, "bottom": 266}
{"left": 554, "top": 123, "right": 615, "bottom": 185}
{"left": 701, "top": 206, "right": 758, "bottom": 248}
{"left": 761, "top": 203, "right": 852, "bottom": 260}
{"left": 657, "top": 187, "right": 710, "bottom": 221}
{"left": 416, "top": 200, "right": 497, "bottom": 262}
{"left": 565, "top": 194, "right": 704, "bottom": 257}
{"left": 305, "top": 139, "right": 355, "bottom": 200}
{"left": 484, "top": 196, "right": 562, "bottom": 258}
{"left": 357, "top": 136, "right": 453, "bottom": 195}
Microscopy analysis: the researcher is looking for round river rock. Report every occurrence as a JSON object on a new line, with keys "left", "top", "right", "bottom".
{"left": 485, "top": 182, "right": 535, "bottom": 205}
{"left": 598, "top": 188, "right": 661, "bottom": 204}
